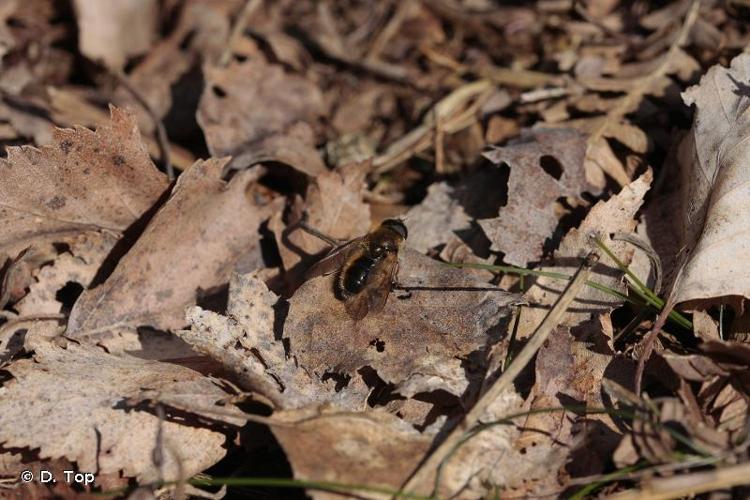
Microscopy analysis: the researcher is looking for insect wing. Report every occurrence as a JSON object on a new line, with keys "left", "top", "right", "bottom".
{"left": 305, "top": 238, "right": 362, "bottom": 279}
{"left": 344, "top": 251, "right": 398, "bottom": 320}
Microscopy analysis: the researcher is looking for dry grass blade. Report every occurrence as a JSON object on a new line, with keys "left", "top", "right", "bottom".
{"left": 399, "top": 250, "right": 601, "bottom": 496}
{"left": 611, "top": 461, "right": 750, "bottom": 500}
{"left": 373, "top": 79, "right": 493, "bottom": 173}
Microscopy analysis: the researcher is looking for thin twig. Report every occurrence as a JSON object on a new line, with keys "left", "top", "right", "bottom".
{"left": 398, "top": 251, "right": 600, "bottom": 497}
{"left": 113, "top": 71, "right": 174, "bottom": 180}
{"left": 635, "top": 293, "right": 676, "bottom": 393}
{"left": 365, "top": 2, "right": 412, "bottom": 60}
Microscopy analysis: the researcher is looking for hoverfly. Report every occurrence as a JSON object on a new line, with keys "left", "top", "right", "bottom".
{"left": 304, "top": 219, "right": 408, "bottom": 321}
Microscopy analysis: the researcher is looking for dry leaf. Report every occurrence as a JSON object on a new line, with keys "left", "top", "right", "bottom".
{"left": 285, "top": 248, "right": 522, "bottom": 397}
{"left": 114, "top": 0, "right": 237, "bottom": 133}
{"left": 0, "top": 330, "right": 232, "bottom": 482}
{"left": 0, "top": 107, "right": 168, "bottom": 259}
{"left": 270, "top": 162, "right": 371, "bottom": 273}
{"left": 517, "top": 170, "right": 653, "bottom": 338}
{"left": 67, "top": 159, "right": 280, "bottom": 339}
{"left": 270, "top": 407, "right": 431, "bottom": 500}
{"left": 404, "top": 182, "right": 472, "bottom": 254}
{"left": 178, "top": 272, "right": 359, "bottom": 410}
{"left": 15, "top": 233, "right": 117, "bottom": 315}
{"left": 479, "top": 128, "right": 595, "bottom": 266}
{"left": 73, "top": 0, "right": 158, "bottom": 70}
{"left": 197, "top": 58, "right": 326, "bottom": 176}
{"left": 673, "top": 53, "right": 750, "bottom": 303}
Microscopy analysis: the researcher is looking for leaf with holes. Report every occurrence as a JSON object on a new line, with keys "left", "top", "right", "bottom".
{"left": 478, "top": 128, "right": 598, "bottom": 267}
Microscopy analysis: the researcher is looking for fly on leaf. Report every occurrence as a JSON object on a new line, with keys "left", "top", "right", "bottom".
{"left": 305, "top": 219, "right": 408, "bottom": 320}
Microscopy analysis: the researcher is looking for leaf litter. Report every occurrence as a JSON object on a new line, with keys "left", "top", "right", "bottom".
{"left": 1, "top": 2, "right": 750, "bottom": 499}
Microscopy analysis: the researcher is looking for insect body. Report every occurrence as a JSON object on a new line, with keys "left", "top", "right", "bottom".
{"left": 306, "top": 219, "right": 408, "bottom": 320}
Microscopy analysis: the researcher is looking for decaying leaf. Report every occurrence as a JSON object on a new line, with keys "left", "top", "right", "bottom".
{"left": 197, "top": 58, "right": 327, "bottom": 176}
{"left": 517, "top": 170, "right": 653, "bottom": 338}
{"left": 0, "top": 107, "right": 168, "bottom": 259}
{"left": 73, "top": 0, "right": 158, "bottom": 70}
{"left": 178, "top": 272, "right": 362, "bottom": 410}
{"left": 0, "top": 328, "right": 234, "bottom": 482}
{"left": 270, "top": 407, "right": 431, "bottom": 499}
{"left": 673, "top": 53, "right": 750, "bottom": 303}
{"left": 479, "top": 128, "right": 596, "bottom": 266}
{"left": 14, "top": 233, "right": 118, "bottom": 315}
{"left": 285, "top": 248, "right": 522, "bottom": 397}
{"left": 67, "top": 159, "right": 280, "bottom": 339}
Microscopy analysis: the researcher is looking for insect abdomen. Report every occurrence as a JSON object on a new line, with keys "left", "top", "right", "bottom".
{"left": 342, "top": 256, "right": 376, "bottom": 295}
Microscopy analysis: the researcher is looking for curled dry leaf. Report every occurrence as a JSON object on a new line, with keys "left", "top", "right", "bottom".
{"left": 67, "top": 158, "right": 280, "bottom": 339}
{"left": 517, "top": 170, "right": 653, "bottom": 338}
{"left": 73, "top": 0, "right": 158, "bottom": 70}
{"left": 0, "top": 327, "right": 234, "bottom": 482}
{"left": 285, "top": 248, "right": 523, "bottom": 398}
{"left": 197, "top": 58, "right": 327, "bottom": 176}
{"left": 270, "top": 407, "right": 431, "bottom": 500}
{"left": 479, "top": 128, "right": 596, "bottom": 267}
{"left": 673, "top": 53, "right": 750, "bottom": 303}
{"left": 0, "top": 106, "right": 168, "bottom": 259}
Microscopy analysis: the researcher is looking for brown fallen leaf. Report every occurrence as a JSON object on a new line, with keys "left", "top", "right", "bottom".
{"left": 0, "top": 106, "right": 168, "bottom": 260}
{"left": 0, "top": 327, "right": 233, "bottom": 482}
{"left": 114, "top": 0, "right": 239, "bottom": 135}
{"left": 67, "top": 158, "right": 280, "bottom": 339}
{"left": 285, "top": 247, "right": 522, "bottom": 398}
{"left": 672, "top": 53, "right": 750, "bottom": 304}
{"left": 178, "top": 272, "right": 362, "bottom": 410}
{"left": 270, "top": 162, "right": 371, "bottom": 274}
{"left": 72, "top": 0, "right": 158, "bottom": 70}
{"left": 197, "top": 58, "right": 327, "bottom": 176}
{"left": 270, "top": 407, "right": 431, "bottom": 500}
{"left": 404, "top": 182, "right": 472, "bottom": 254}
{"left": 516, "top": 170, "right": 653, "bottom": 338}
{"left": 479, "top": 128, "right": 596, "bottom": 266}
{"left": 15, "top": 232, "right": 118, "bottom": 315}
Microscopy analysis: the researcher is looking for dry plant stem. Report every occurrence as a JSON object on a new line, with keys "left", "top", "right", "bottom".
{"left": 219, "top": 0, "right": 262, "bottom": 67}
{"left": 365, "top": 1, "right": 411, "bottom": 60}
{"left": 113, "top": 71, "right": 174, "bottom": 180}
{"left": 587, "top": 0, "right": 700, "bottom": 186}
{"left": 611, "top": 460, "right": 750, "bottom": 500}
{"left": 399, "top": 251, "right": 600, "bottom": 497}
{"left": 635, "top": 294, "right": 676, "bottom": 393}
{"left": 373, "top": 79, "right": 493, "bottom": 173}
